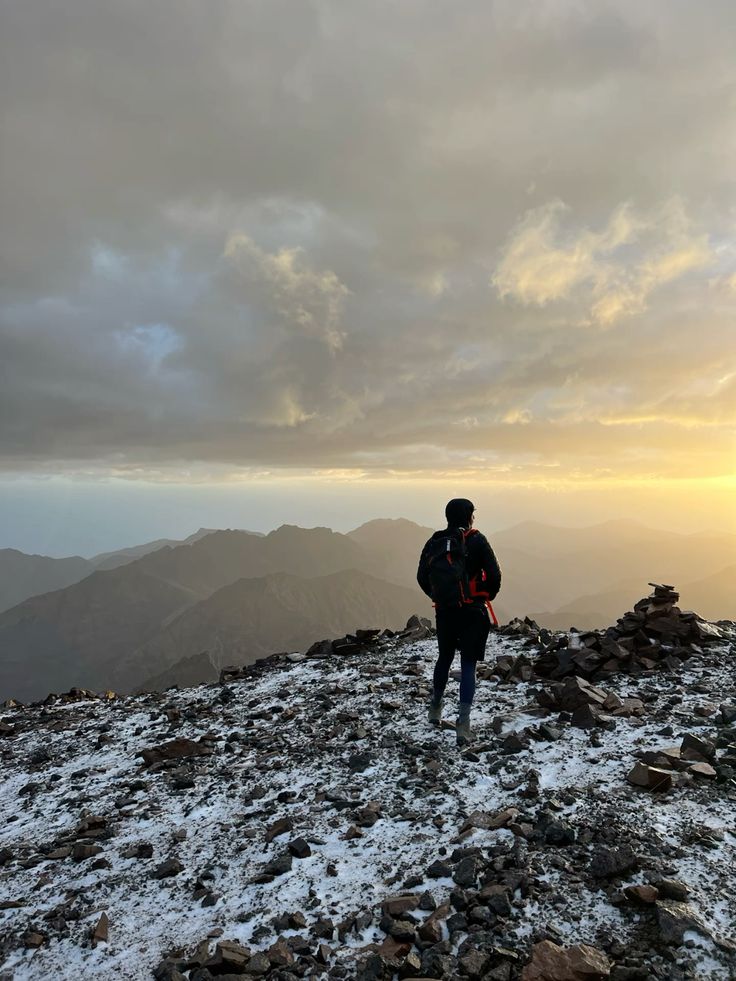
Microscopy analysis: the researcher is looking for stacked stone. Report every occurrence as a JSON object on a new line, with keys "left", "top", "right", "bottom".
{"left": 533, "top": 583, "right": 725, "bottom": 682}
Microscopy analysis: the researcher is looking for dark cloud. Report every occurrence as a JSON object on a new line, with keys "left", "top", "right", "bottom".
{"left": 1, "top": 0, "right": 734, "bottom": 480}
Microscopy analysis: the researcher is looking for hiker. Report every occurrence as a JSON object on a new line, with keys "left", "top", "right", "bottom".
{"left": 417, "top": 498, "right": 501, "bottom": 746}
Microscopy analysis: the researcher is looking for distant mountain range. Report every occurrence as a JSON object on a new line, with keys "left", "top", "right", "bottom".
{"left": 0, "top": 549, "right": 93, "bottom": 615}
{"left": 0, "top": 525, "right": 381, "bottom": 702}
{"left": 132, "top": 569, "right": 420, "bottom": 693}
{"left": 0, "top": 528, "right": 231, "bottom": 613}
{"left": 88, "top": 527, "right": 222, "bottom": 571}
{"left": 0, "top": 517, "right": 733, "bottom": 702}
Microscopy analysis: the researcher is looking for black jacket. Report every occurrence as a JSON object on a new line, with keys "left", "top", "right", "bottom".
{"left": 417, "top": 528, "right": 502, "bottom": 604}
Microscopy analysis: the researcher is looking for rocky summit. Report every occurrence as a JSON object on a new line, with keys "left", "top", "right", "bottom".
{"left": 1, "top": 600, "right": 735, "bottom": 981}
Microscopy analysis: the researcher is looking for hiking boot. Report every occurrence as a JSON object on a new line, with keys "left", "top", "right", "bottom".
{"left": 428, "top": 694, "right": 443, "bottom": 726}
{"left": 456, "top": 702, "right": 472, "bottom": 746}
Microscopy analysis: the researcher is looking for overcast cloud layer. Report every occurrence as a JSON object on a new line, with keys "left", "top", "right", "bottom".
{"left": 1, "top": 0, "right": 735, "bottom": 482}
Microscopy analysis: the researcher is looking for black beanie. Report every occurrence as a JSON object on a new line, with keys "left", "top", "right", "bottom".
{"left": 445, "top": 498, "right": 475, "bottom": 527}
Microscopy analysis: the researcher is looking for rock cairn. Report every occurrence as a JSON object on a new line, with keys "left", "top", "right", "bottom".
{"left": 496, "top": 584, "right": 726, "bottom": 685}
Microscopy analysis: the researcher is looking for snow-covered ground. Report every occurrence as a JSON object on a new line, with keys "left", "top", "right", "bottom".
{"left": 0, "top": 631, "right": 735, "bottom": 980}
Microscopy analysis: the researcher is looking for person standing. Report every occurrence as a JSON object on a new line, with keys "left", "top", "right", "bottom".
{"left": 417, "top": 498, "right": 502, "bottom": 746}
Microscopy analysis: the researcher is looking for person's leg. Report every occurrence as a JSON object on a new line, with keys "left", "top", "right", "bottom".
{"left": 428, "top": 611, "right": 458, "bottom": 723}
{"left": 432, "top": 611, "right": 457, "bottom": 700}
{"left": 456, "top": 606, "right": 490, "bottom": 745}
{"left": 459, "top": 656, "right": 477, "bottom": 705}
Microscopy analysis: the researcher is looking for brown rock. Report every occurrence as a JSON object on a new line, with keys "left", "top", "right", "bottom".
{"left": 381, "top": 895, "right": 420, "bottom": 917}
{"left": 487, "top": 965, "right": 513, "bottom": 981}
{"left": 267, "top": 937, "right": 294, "bottom": 967}
{"left": 692, "top": 620, "right": 723, "bottom": 641}
{"left": 652, "top": 747, "right": 684, "bottom": 769}
{"left": 680, "top": 733, "right": 716, "bottom": 762}
{"left": 139, "top": 737, "right": 212, "bottom": 767}
{"left": 209, "top": 940, "right": 251, "bottom": 971}
{"left": 624, "top": 884, "right": 659, "bottom": 905}
{"left": 460, "top": 807, "right": 519, "bottom": 834}
{"left": 521, "top": 940, "right": 610, "bottom": 980}
{"left": 555, "top": 677, "right": 609, "bottom": 711}
{"left": 287, "top": 837, "right": 312, "bottom": 858}
{"left": 417, "top": 918, "right": 443, "bottom": 944}
{"left": 602, "top": 692, "right": 624, "bottom": 711}
{"left": 265, "top": 817, "right": 293, "bottom": 843}
{"left": 626, "top": 762, "right": 673, "bottom": 792}
{"left": 92, "top": 912, "right": 109, "bottom": 944}
{"left": 416, "top": 903, "right": 449, "bottom": 944}
{"left": 399, "top": 951, "right": 422, "bottom": 976}
{"left": 77, "top": 814, "right": 108, "bottom": 835}
{"left": 694, "top": 702, "right": 717, "bottom": 717}
{"left": 688, "top": 762, "right": 717, "bottom": 779}
{"left": 316, "top": 942, "right": 332, "bottom": 965}
{"left": 377, "top": 935, "right": 412, "bottom": 959}
{"left": 617, "top": 698, "right": 645, "bottom": 717}
{"left": 72, "top": 843, "right": 103, "bottom": 861}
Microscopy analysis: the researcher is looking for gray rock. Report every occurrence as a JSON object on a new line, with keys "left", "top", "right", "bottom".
{"left": 152, "top": 858, "right": 183, "bottom": 879}
{"left": 426, "top": 859, "right": 452, "bottom": 879}
{"left": 72, "top": 843, "right": 103, "bottom": 862}
{"left": 287, "top": 837, "right": 311, "bottom": 859}
{"left": 589, "top": 844, "right": 636, "bottom": 879}
{"left": 459, "top": 948, "right": 490, "bottom": 977}
{"left": 656, "top": 900, "right": 708, "bottom": 945}
{"left": 544, "top": 820, "right": 576, "bottom": 846}
{"left": 453, "top": 856, "right": 477, "bottom": 888}
{"left": 720, "top": 703, "right": 736, "bottom": 724}
{"left": 264, "top": 853, "right": 293, "bottom": 876}
{"left": 244, "top": 951, "right": 271, "bottom": 975}
{"left": 420, "top": 946, "right": 453, "bottom": 978}
{"left": 655, "top": 878, "right": 690, "bottom": 901}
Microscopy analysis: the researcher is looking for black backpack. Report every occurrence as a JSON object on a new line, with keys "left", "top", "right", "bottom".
{"left": 424, "top": 529, "right": 470, "bottom": 608}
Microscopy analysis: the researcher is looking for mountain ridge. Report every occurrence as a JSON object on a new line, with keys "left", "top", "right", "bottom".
{"left": 130, "top": 568, "right": 422, "bottom": 694}
{"left": 0, "top": 527, "right": 412, "bottom": 702}
{"left": 0, "top": 548, "right": 94, "bottom": 615}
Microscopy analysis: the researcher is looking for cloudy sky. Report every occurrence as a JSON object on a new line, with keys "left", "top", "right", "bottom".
{"left": 1, "top": 0, "right": 734, "bottom": 553}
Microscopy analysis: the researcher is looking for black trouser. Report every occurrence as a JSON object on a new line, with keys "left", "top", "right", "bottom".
{"left": 433, "top": 604, "right": 491, "bottom": 705}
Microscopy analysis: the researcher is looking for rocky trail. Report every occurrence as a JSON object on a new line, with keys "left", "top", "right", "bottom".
{"left": 1, "top": 594, "right": 735, "bottom": 981}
